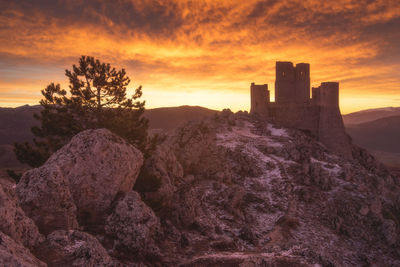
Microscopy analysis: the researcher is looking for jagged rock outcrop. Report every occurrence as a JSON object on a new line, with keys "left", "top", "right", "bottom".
{"left": 0, "top": 232, "right": 46, "bottom": 267}
{"left": 16, "top": 128, "right": 144, "bottom": 234}
{"left": 0, "top": 183, "right": 44, "bottom": 249}
{"left": 105, "top": 191, "right": 161, "bottom": 259}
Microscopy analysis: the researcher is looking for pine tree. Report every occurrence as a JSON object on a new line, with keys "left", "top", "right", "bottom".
{"left": 15, "top": 56, "right": 149, "bottom": 167}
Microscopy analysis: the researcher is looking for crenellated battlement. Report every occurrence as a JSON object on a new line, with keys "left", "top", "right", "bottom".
{"left": 250, "top": 62, "right": 351, "bottom": 158}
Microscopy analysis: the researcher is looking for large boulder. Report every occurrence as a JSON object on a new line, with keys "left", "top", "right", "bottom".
{"left": 17, "top": 129, "right": 144, "bottom": 230}
{"left": 16, "top": 165, "right": 78, "bottom": 235}
{"left": 0, "top": 183, "right": 44, "bottom": 248}
{"left": 37, "top": 230, "right": 115, "bottom": 267}
{"left": 0, "top": 231, "right": 46, "bottom": 267}
{"left": 46, "top": 128, "right": 144, "bottom": 223}
{"left": 105, "top": 191, "right": 161, "bottom": 258}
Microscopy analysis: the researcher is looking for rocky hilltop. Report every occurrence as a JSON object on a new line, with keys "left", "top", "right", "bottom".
{"left": 1, "top": 111, "right": 400, "bottom": 266}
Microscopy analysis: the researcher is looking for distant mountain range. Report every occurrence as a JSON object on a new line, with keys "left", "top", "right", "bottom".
{"left": 345, "top": 115, "right": 400, "bottom": 153}
{"left": 0, "top": 105, "right": 218, "bottom": 176}
{"left": 0, "top": 104, "right": 218, "bottom": 145}
{"left": 145, "top": 105, "right": 218, "bottom": 132}
{"left": 1, "top": 105, "right": 399, "bottom": 172}
{"left": 341, "top": 107, "right": 400, "bottom": 169}
{"left": 342, "top": 107, "right": 400, "bottom": 125}
{"left": 345, "top": 115, "right": 400, "bottom": 169}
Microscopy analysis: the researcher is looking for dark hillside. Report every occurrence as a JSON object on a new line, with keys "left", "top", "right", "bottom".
{"left": 343, "top": 107, "right": 400, "bottom": 125}
{"left": 0, "top": 105, "right": 40, "bottom": 145}
{"left": 144, "top": 105, "right": 218, "bottom": 131}
{"left": 346, "top": 115, "right": 400, "bottom": 153}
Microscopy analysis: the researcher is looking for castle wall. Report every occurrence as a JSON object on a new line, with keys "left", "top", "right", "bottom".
{"left": 250, "top": 83, "right": 269, "bottom": 116}
{"left": 267, "top": 101, "right": 352, "bottom": 158}
{"left": 312, "top": 87, "right": 320, "bottom": 105}
{"left": 317, "top": 82, "right": 352, "bottom": 158}
{"left": 267, "top": 102, "right": 320, "bottom": 137}
{"left": 318, "top": 106, "right": 352, "bottom": 158}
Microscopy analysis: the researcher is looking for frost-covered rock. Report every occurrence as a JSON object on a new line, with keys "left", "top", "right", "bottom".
{"left": 105, "top": 191, "right": 160, "bottom": 258}
{"left": 0, "top": 231, "right": 46, "bottom": 267}
{"left": 0, "top": 183, "right": 44, "bottom": 248}
{"left": 38, "top": 230, "right": 115, "bottom": 267}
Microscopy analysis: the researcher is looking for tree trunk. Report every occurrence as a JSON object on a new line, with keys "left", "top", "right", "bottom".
{"left": 97, "top": 88, "right": 101, "bottom": 108}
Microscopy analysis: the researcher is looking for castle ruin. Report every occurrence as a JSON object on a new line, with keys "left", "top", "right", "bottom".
{"left": 250, "top": 61, "right": 352, "bottom": 158}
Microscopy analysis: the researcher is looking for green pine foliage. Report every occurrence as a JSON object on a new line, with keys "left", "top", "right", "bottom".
{"left": 14, "top": 56, "right": 149, "bottom": 167}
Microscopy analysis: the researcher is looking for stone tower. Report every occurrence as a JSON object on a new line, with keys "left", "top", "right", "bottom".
{"left": 250, "top": 83, "right": 269, "bottom": 115}
{"left": 275, "top": 62, "right": 295, "bottom": 103}
{"left": 314, "top": 82, "right": 352, "bottom": 158}
{"left": 275, "top": 62, "right": 310, "bottom": 104}
{"left": 294, "top": 63, "right": 310, "bottom": 103}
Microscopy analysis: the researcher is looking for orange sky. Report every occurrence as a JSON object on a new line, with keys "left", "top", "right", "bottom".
{"left": 1, "top": 0, "right": 400, "bottom": 114}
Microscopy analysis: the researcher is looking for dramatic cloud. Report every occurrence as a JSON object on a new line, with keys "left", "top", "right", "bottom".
{"left": 0, "top": 0, "right": 399, "bottom": 112}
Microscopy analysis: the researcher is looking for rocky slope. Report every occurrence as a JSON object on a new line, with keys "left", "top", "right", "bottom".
{"left": 1, "top": 111, "right": 400, "bottom": 266}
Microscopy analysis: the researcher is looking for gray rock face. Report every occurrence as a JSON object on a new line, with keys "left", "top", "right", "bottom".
{"left": 138, "top": 144, "right": 183, "bottom": 211}
{"left": 37, "top": 230, "right": 115, "bottom": 267}
{"left": 0, "top": 232, "right": 46, "bottom": 267}
{"left": 105, "top": 191, "right": 160, "bottom": 257}
{"left": 16, "top": 128, "right": 144, "bottom": 234}
{"left": 16, "top": 165, "right": 78, "bottom": 235}
{"left": 46, "top": 128, "right": 143, "bottom": 224}
{"left": 0, "top": 183, "right": 44, "bottom": 248}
